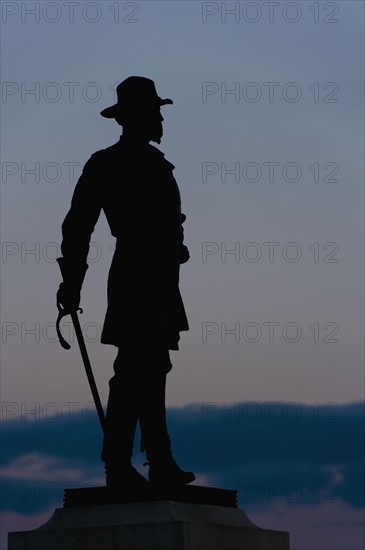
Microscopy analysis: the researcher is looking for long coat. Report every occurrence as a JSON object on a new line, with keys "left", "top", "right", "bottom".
{"left": 60, "top": 135, "right": 189, "bottom": 351}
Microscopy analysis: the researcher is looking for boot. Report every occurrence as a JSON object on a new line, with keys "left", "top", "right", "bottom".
{"left": 136, "top": 364, "right": 195, "bottom": 487}
{"left": 105, "top": 460, "right": 149, "bottom": 491}
{"left": 102, "top": 351, "right": 149, "bottom": 491}
{"left": 145, "top": 435, "right": 195, "bottom": 486}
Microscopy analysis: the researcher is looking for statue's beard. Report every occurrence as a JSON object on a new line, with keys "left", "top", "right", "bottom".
{"left": 150, "top": 122, "right": 163, "bottom": 144}
{"left": 151, "top": 131, "right": 162, "bottom": 144}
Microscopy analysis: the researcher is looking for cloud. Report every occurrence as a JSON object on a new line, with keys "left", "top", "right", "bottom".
{"left": 249, "top": 500, "right": 365, "bottom": 550}
{"left": 1, "top": 453, "right": 83, "bottom": 482}
{"left": 1, "top": 401, "right": 364, "bottom": 516}
{"left": 0, "top": 508, "right": 54, "bottom": 550}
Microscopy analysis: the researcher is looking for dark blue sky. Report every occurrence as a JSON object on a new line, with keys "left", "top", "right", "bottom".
{"left": 1, "top": 401, "right": 364, "bottom": 548}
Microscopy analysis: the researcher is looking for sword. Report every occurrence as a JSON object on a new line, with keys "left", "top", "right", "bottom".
{"left": 56, "top": 259, "right": 106, "bottom": 433}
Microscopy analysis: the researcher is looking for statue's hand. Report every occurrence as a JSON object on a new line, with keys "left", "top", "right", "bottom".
{"left": 57, "top": 282, "right": 81, "bottom": 314}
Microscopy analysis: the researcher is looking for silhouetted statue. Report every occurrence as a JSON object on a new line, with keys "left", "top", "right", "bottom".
{"left": 57, "top": 76, "right": 195, "bottom": 489}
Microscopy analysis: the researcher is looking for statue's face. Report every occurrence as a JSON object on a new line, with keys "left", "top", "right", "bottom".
{"left": 144, "top": 107, "right": 164, "bottom": 144}
{"left": 117, "top": 105, "right": 164, "bottom": 144}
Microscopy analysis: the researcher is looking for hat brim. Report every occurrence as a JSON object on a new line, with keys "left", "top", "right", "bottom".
{"left": 100, "top": 97, "right": 173, "bottom": 118}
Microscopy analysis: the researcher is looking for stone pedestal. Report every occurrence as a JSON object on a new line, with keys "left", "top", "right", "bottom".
{"left": 8, "top": 487, "right": 290, "bottom": 550}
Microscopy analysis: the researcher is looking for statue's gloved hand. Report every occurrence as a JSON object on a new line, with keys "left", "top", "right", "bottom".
{"left": 56, "top": 258, "right": 88, "bottom": 314}
{"left": 57, "top": 282, "right": 81, "bottom": 314}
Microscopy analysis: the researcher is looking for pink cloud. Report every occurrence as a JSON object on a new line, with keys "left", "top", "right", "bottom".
{"left": 249, "top": 500, "right": 365, "bottom": 550}
{"left": 1, "top": 508, "right": 54, "bottom": 550}
{"left": 1, "top": 453, "right": 83, "bottom": 481}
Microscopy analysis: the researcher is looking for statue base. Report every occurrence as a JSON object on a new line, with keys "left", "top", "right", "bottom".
{"left": 8, "top": 486, "right": 290, "bottom": 550}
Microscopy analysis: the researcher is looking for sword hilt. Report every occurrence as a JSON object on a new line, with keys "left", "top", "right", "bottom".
{"left": 56, "top": 300, "right": 83, "bottom": 350}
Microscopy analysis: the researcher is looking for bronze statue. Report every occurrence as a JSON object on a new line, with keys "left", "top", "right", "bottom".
{"left": 57, "top": 76, "right": 195, "bottom": 489}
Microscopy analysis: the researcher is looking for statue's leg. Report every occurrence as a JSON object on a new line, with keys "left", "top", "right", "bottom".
{"left": 136, "top": 348, "right": 195, "bottom": 486}
{"left": 101, "top": 348, "right": 149, "bottom": 488}
{"left": 137, "top": 351, "right": 170, "bottom": 452}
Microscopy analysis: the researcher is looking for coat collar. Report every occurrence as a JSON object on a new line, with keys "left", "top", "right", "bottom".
{"left": 118, "top": 134, "right": 162, "bottom": 152}
{"left": 117, "top": 135, "right": 171, "bottom": 162}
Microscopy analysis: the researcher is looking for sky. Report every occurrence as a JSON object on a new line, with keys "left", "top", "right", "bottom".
{"left": 1, "top": 1, "right": 364, "bottom": 548}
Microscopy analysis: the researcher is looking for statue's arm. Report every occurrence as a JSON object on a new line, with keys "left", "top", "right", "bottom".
{"left": 58, "top": 153, "right": 102, "bottom": 293}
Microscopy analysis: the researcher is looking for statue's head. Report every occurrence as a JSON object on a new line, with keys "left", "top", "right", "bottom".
{"left": 100, "top": 76, "right": 173, "bottom": 144}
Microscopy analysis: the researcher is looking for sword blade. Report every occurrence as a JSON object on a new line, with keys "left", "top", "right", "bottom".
{"left": 71, "top": 311, "right": 106, "bottom": 433}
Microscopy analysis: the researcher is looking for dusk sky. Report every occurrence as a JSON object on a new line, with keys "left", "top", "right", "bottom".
{"left": 1, "top": 1, "right": 364, "bottom": 549}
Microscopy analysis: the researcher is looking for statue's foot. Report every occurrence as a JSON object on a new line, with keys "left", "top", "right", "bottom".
{"left": 147, "top": 458, "right": 196, "bottom": 486}
{"left": 105, "top": 463, "right": 150, "bottom": 491}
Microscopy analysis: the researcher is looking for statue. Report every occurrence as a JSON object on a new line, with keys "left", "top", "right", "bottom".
{"left": 56, "top": 76, "right": 195, "bottom": 490}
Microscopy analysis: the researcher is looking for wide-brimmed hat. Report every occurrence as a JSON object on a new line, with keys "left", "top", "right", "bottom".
{"left": 100, "top": 76, "right": 173, "bottom": 119}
